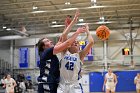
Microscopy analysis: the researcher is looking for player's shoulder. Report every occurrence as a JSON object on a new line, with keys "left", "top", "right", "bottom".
{"left": 112, "top": 73, "right": 117, "bottom": 78}
{"left": 134, "top": 76, "right": 137, "bottom": 80}
{"left": 4, "top": 79, "right": 7, "bottom": 82}
{"left": 105, "top": 73, "right": 108, "bottom": 75}
{"left": 41, "top": 47, "right": 54, "bottom": 55}
{"left": 105, "top": 73, "right": 108, "bottom": 77}
{"left": 10, "top": 78, "right": 15, "bottom": 81}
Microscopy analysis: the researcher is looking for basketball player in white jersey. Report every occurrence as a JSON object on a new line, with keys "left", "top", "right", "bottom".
{"left": 57, "top": 10, "right": 94, "bottom": 93}
{"left": 134, "top": 73, "right": 140, "bottom": 93}
{"left": 3, "top": 74, "right": 17, "bottom": 93}
{"left": 103, "top": 68, "right": 118, "bottom": 93}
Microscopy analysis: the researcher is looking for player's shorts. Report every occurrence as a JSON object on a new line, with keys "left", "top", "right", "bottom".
{"left": 136, "top": 84, "right": 140, "bottom": 89}
{"left": 106, "top": 83, "right": 116, "bottom": 92}
{"left": 57, "top": 82, "right": 83, "bottom": 93}
{"left": 6, "top": 86, "right": 14, "bottom": 93}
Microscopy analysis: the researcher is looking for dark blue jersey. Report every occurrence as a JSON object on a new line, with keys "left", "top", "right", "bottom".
{"left": 39, "top": 47, "right": 60, "bottom": 83}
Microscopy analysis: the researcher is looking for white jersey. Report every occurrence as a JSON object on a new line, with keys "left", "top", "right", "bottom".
{"left": 105, "top": 73, "right": 116, "bottom": 92}
{"left": 105, "top": 73, "right": 115, "bottom": 84}
{"left": 134, "top": 76, "right": 140, "bottom": 89}
{"left": 60, "top": 51, "right": 82, "bottom": 84}
{"left": 4, "top": 78, "right": 16, "bottom": 93}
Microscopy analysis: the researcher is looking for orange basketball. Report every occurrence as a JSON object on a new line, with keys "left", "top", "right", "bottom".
{"left": 96, "top": 25, "right": 110, "bottom": 40}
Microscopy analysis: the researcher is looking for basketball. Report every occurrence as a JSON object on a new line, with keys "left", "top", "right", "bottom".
{"left": 96, "top": 25, "right": 110, "bottom": 40}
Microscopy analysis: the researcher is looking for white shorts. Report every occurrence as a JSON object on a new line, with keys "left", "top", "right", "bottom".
{"left": 106, "top": 83, "right": 116, "bottom": 92}
{"left": 6, "top": 86, "right": 14, "bottom": 93}
{"left": 57, "top": 83, "right": 83, "bottom": 93}
{"left": 136, "top": 84, "right": 140, "bottom": 89}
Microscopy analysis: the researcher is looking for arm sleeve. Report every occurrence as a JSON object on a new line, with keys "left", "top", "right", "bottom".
{"left": 134, "top": 76, "right": 137, "bottom": 80}
{"left": 12, "top": 78, "right": 16, "bottom": 83}
{"left": 41, "top": 47, "right": 54, "bottom": 60}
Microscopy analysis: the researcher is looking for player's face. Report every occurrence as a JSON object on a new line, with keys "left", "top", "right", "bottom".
{"left": 108, "top": 68, "right": 112, "bottom": 73}
{"left": 69, "top": 40, "right": 79, "bottom": 53}
{"left": 42, "top": 38, "right": 54, "bottom": 48}
{"left": 7, "top": 75, "right": 11, "bottom": 79}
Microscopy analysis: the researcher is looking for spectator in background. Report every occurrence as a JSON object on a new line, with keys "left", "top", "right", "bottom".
{"left": 26, "top": 80, "right": 33, "bottom": 93}
{"left": 14, "top": 81, "right": 22, "bottom": 93}
{"left": 19, "top": 81, "right": 26, "bottom": 93}
{"left": 17, "top": 72, "right": 26, "bottom": 93}
{"left": 0, "top": 75, "right": 6, "bottom": 87}
{"left": 3, "top": 74, "right": 17, "bottom": 93}
{"left": 17, "top": 72, "right": 25, "bottom": 82}
{"left": 0, "top": 75, "right": 6, "bottom": 93}
{"left": 134, "top": 73, "right": 140, "bottom": 93}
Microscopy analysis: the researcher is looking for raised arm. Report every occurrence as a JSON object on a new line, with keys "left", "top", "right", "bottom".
{"left": 57, "top": 9, "right": 80, "bottom": 44}
{"left": 63, "top": 10, "right": 79, "bottom": 39}
{"left": 53, "top": 27, "right": 86, "bottom": 54}
{"left": 79, "top": 24, "right": 94, "bottom": 61}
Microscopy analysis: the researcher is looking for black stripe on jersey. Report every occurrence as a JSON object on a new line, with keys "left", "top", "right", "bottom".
{"left": 45, "top": 66, "right": 50, "bottom": 71}
{"left": 46, "top": 60, "right": 51, "bottom": 63}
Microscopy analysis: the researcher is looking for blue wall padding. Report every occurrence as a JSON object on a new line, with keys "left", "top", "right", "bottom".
{"left": 89, "top": 70, "right": 140, "bottom": 92}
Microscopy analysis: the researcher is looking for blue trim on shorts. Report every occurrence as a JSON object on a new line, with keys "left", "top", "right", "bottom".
{"left": 78, "top": 64, "right": 82, "bottom": 80}
{"left": 79, "top": 83, "right": 84, "bottom": 93}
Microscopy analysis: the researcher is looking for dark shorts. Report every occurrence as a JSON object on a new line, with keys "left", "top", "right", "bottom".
{"left": 38, "top": 83, "right": 58, "bottom": 93}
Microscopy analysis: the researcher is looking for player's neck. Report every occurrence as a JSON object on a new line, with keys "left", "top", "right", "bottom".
{"left": 68, "top": 49, "right": 78, "bottom": 54}
{"left": 108, "top": 72, "right": 112, "bottom": 75}
{"left": 7, "top": 78, "right": 11, "bottom": 80}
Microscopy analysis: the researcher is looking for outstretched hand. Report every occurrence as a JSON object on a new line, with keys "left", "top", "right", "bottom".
{"left": 64, "top": 9, "right": 80, "bottom": 28}
{"left": 73, "top": 9, "right": 80, "bottom": 23}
